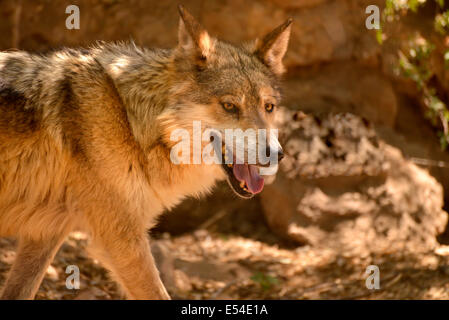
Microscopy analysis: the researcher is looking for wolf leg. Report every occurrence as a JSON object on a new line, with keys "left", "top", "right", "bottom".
{"left": 0, "top": 236, "right": 64, "bottom": 300}
{"left": 89, "top": 232, "right": 170, "bottom": 300}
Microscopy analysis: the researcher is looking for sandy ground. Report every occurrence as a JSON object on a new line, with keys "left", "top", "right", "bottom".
{"left": 1, "top": 213, "right": 449, "bottom": 300}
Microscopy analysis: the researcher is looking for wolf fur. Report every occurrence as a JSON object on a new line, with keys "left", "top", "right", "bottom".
{"left": 0, "top": 6, "right": 291, "bottom": 299}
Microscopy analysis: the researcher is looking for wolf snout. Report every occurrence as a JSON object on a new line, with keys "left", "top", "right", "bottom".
{"left": 265, "top": 145, "right": 284, "bottom": 163}
{"left": 277, "top": 148, "right": 284, "bottom": 162}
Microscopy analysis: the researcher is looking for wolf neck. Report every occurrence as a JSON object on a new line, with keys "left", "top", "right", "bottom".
{"left": 97, "top": 45, "right": 222, "bottom": 205}
{"left": 99, "top": 45, "right": 175, "bottom": 152}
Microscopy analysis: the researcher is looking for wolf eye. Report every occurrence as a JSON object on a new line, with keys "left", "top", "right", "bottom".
{"left": 222, "top": 102, "right": 238, "bottom": 113}
{"left": 265, "top": 103, "right": 275, "bottom": 113}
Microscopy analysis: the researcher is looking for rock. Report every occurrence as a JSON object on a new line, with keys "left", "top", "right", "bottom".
{"left": 74, "top": 287, "right": 109, "bottom": 300}
{"left": 153, "top": 183, "right": 261, "bottom": 236}
{"left": 45, "top": 265, "right": 59, "bottom": 281}
{"left": 282, "top": 62, "right": 398, "bottom": 128}
{"left": 0, "top": 0, "right": 382, "bottom": 68}
{"left": 0, "top": 249, "right": 15, "bottom": 266}
{"left": 151, "top": 239, "right": 252, "bottom": 296}
{"left": 261, "top": 110, "right": 448, "bottom": 254}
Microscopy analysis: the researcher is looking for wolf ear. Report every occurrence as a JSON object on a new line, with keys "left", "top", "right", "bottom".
{"left": 254, "top": 19, "right": 292, "bottom": 76}
{"left": 177, "top": 5, "right": 214, "bottom": 61}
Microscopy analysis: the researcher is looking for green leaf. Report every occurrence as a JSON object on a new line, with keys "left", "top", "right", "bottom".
{"left": 408, "top": 0, "right": 420, "bottom": 12}
{"left": 434, "top": 11, "right": 449, "bottom": 34}
{"left": 376, "top": 29, "right": 383, "bottom": 44}
{"left": 438, "top": 132, "right": 449, "bottom": 150}
{"left": 251, "top": 272, "right": 279, "bottom": 291}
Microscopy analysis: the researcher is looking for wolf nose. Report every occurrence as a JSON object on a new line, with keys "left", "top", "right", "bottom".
{"left": 266, "top": 146, "right": 284, "bottom": 162}
{"left": 278, "top": 148, "right": 284, "bottom": 162}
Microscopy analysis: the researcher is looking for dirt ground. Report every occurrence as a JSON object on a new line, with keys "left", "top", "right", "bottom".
{"left": 1, "top": 208, "right": 448, "bottom": 300}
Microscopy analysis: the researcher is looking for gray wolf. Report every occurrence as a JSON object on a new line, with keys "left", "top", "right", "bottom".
{"left": 0, "top": 5, "right": 290, "bottom": 299}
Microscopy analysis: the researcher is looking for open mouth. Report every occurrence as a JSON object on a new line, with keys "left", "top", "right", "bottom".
{"left": 220, "top": 145, "right": 264, "bottom": 199}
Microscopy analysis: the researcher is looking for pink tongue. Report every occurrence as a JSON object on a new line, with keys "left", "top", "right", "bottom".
{"left": 233, "top": 164, "right": 264, "bottom": 194}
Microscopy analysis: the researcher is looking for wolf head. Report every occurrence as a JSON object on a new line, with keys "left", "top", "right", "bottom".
{"left": 159, "top": 5, "right": 291, "bottom": 199}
